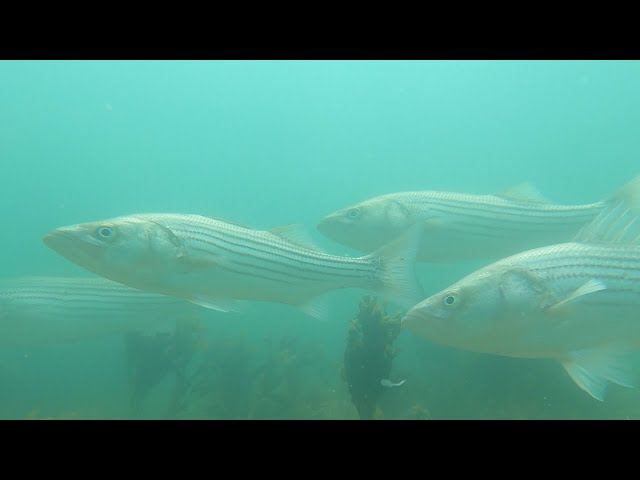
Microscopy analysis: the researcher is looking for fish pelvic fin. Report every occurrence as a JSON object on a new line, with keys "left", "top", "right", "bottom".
{"left": 186, "top": 295, "right": 242, "bottom": 313}
{"left": 297, "top": 294, "right": 332, "bottom": 322}
{"left": 364, "top": 224, "right": 424, "bottom": 309}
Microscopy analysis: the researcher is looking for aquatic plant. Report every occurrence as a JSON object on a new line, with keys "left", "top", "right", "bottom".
{"left": 343, "top": 296, "right": 402, "bottom": 419}
{"left": 170, "top": 329, "right": 341, "bottom": 419}
{"left": 124, "top": 317, "right": 206, "bottom": 417}
{"left": 249, "top": 335, "right": 330, "bottom": 419}
{"left": 171, "top": 333, "right": 258, "bottom": 419}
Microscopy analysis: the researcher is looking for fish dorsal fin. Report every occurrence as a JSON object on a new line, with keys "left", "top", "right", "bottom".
{"left": 574, "top": 175, "right": 640, "bottom": 245}
{"left": 495, "top": 183, "right": 550, "bottom": 204}
{"left": 269, "top": 224, "right": 321, "bottom": 251}
{"left": 544, "top": 279, "right": 606, "bottom": 314}
{"left": 560, "top": 344, "right": 635, "bottom": 401}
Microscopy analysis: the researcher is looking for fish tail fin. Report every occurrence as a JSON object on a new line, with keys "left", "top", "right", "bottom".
{"left": 576, "top": 175, "right": 640, "bottom": 244}
{"left": 363, "top": 224, "right": 424, "bottom": 309}
{"left": 605, "top": 175, "right": 640, "bottom": 207}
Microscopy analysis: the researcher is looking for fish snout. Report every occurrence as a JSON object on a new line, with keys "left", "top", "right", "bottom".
{"left": 316, "top": 215, "right": 335, "bottom": 236}
{"left": 43, "top": 229, "right": 66, "bottom": 248}
{"left": 317, "top": 211, "right": 350, "bottom": 240}
{"left": 43, "top": 225, "right": 72, "bottom": 242}
{"left": 401, "top": 309, "right": 423, "bottom": 329}
{"left": 401, "top": 301, "right": 438, "bottom": 332}
{"left": 42, "top": 226, "right": 88, "bottom": 255}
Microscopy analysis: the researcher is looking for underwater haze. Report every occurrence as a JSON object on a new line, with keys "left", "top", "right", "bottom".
{"left": 1, "top": 60, "right": 639, "bottom": 419}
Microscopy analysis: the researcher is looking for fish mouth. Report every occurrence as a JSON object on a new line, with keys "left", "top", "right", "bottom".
{"left": 402, "top": 306, "right": 452, "bottom": 345}
{"left": 42, "top": 228, "right": 76, "bottom": 252}
{"left": 401, "top": 306, "right": 438, "bottom": 337}
{"left": 401, "top": 310, "right": 423, "bottom": 330}
{"left": 316, "top": 213, "right": 351, "bottom": 242}
{"left": 316, "top": 216, "right": 335, "bottom": 236}
{"left": 42, "top": 227, "right": 95, "bottom": 264}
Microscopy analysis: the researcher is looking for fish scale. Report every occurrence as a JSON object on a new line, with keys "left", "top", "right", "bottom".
{"left": 317, "top": 183, "right": 615, "bottom": 261}
{"left": 140, "top": 213, "right": 377, "bottom": 280}
{"left": 43, "top": 213, "right": 423, "bottom": 319}
{"left": 0, "top": 277, "right": 198, "bottom": 346}
{"left": 134, "top": 213, "right": 388, "bottom": 293}
{"left": 465, "top": 243, "right": 640, "bottom": 319}
{"left": 402, "top": 176, "right": 640, "bottom": 401}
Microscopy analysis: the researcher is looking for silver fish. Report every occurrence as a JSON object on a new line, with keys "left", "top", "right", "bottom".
{"left": 317, "top": 181, "right": 634, "bottom": 262}
{"left": 0, "top": 276, "right": 199, "bottom": 347}
{"left": 402, "top": 176, "right": 640, "bottom": 401}
{"left": 380, "top": 378, "right": 406, "bottom": 388}
{"left": 42, "top": 214, "right": 423, "bottom": 320}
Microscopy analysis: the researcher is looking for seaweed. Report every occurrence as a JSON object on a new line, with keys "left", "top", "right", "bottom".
{"left": 174, "top": 333, "right": 258, "bottom": 419}
{"left": 124, "top": 318, "right": 206, "bottom": 417}
{"left": 169, "top": 330, "right": 337, "bottom": 419}
{"left": 343, "top": 296, "right": 402, "bottom": 419}
{"left": 249, "top": 335, "right": 328, "bottom": 419}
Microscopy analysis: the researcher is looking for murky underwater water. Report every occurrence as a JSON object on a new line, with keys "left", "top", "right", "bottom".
{"left": 1, "top": 60, "right": 639, "bottom": 419}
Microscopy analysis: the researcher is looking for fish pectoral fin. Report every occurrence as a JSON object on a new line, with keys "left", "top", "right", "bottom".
{"left": 495, "top": 183, "right": 551, "bottom": 204}
{"left": 187, "top": 295, "right": 241, "bottom": 313}
{"left": 298, "top": 294, "right": 332, "bottom": 322}
{"left": 544, "top": 279, "right": 606, "bottom": 314}
{"left": 177, "top": 251, "right": 232, "bottom": 272}
{"left": 560, "top": 345, "right": 635, "bottom": 401}
{"left": 269, "top": 224, "right": 321, "bottom": 251}
{"left": 418, "top": 217, "right": 448, "bottom": 232}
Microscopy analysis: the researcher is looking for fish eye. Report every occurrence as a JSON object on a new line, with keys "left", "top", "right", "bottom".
{"left": 96, "top": 226, "right": 113, "bottom": 239}
{"left": 347, "top": 208, "right": 361, "bottom": 218}
{"left": 443, "top": 293, "right": 458, "bottom": 306}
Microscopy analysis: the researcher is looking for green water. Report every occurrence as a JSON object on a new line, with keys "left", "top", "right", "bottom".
{"left": 1, "top": 60, "right": 639, "bottom": 419}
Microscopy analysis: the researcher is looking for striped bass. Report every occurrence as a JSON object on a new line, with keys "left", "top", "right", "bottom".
{"left": 316, "top": 181, "right": 631, "bottom": 262}
{"left": 0, "top": 276, "right": 200, "bottom": 347}
{"left": 42, "top": 214, "right": 422, "bottom": 319}
{"left": 402, "top": 176, "right": 640, "bottom": 401}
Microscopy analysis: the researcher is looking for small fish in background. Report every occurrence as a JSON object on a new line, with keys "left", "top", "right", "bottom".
{"left": 402, "top": 176, "right": 640, "bottom": 402}
{"left": 317, "top": 178, "right": 637, "bottom": 262}
{"left": 380, "top": 378, "right": 406, "bottom": 388}
{"left": 42, "top": 213, "right": 424, "bottom": 321}
{"left": 0, "top": 276, "right": 201, "bottom": 347}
